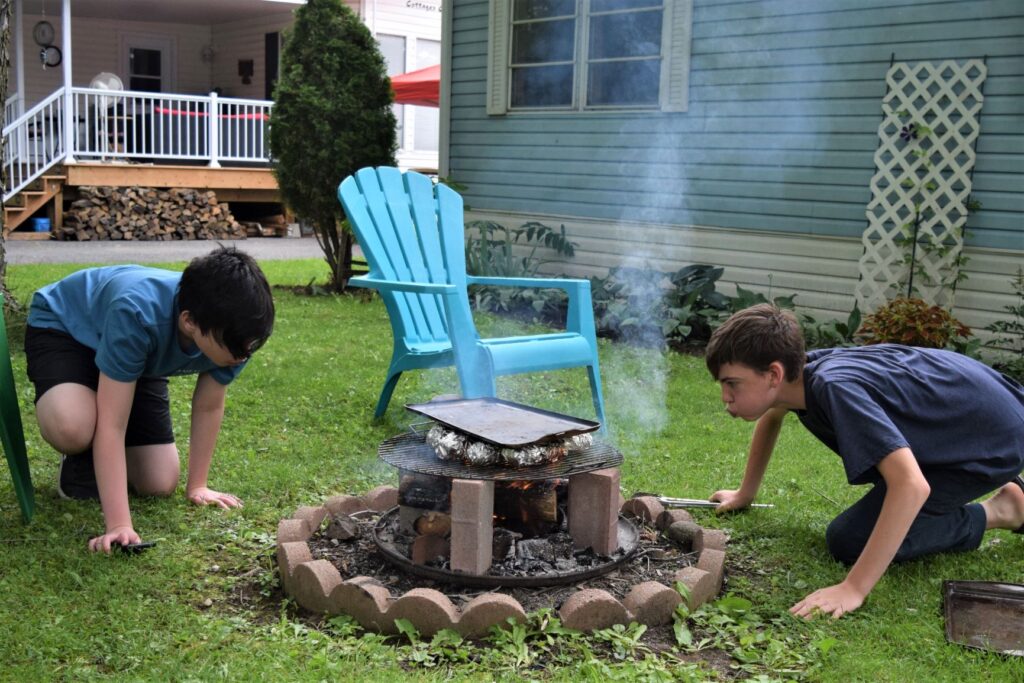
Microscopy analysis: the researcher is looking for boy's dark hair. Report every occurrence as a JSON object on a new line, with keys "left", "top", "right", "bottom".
{"left": 178, "top": 246, "right": 275, "bottom": 360}
{"left": 706, "top": 304, "right": 805, "bottom": 382}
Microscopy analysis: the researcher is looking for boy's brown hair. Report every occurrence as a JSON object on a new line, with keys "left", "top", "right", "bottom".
{"left": 706, "top": 304, "right": 806, "bottom": 382}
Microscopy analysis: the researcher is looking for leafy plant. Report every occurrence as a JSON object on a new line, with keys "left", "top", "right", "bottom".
{"left": 465, "top": 220, "right": 576, "bottom": 278}
{"left": 984, "top": 266, "right": 1024, "bottom": 382}
{"left": 857, "top": 297, "right": 973, "bottom": 350}
{"left": 590, "top": 264, "right": 731, "bottom": 348}
{"left": 800, "top": 303, "right": 862, "bottom": 350}
{"left": 270, "top": 0, "right": 397, "bottom": 290}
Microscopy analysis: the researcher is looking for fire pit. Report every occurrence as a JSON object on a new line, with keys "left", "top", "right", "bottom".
{"left": 374, "top": 438, "right": 637, "bottom": 586}
{"left": 274, "top": 399, "right": 730, "bottom": 635}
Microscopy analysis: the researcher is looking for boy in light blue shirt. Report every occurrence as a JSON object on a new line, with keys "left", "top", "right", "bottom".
{"left": 25, "top": 247, "right": 275, "bottom": 553}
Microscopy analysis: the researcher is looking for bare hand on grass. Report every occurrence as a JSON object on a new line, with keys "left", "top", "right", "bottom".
{"left": 790, "top": 581, "right": 865, "bottom": 620}
{"left": 187, "top": 487, "right": 243, "bottom": 509}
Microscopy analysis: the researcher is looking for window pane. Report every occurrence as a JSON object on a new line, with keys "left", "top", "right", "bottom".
{"left": 417, "top": 38, "right": 440, "bottom": 68}
{"left": 513, "top": 0, "right": 575, "bottom": 20}
{"left": 130, "top": 48, "right": 161, "bottom": 77}
{"left": 377, "top": 34, "right": 406, "bottom": 147}
{"left": 587, "top": 59, "right": 660, "bottom": 106}
{"left": 511, "top": 65, "right": 573, "bottom": 107}
{"left": 592, "top": 0, "right": 661, "bottom": 11}
{"left": 414, "top": 107, "right": 439, "bottom": 151}
{"left": 511, "top": 19, "right": 575, "bottom": 63}
{"left": 590, "top": 10, "right": 662, "bottom": 59}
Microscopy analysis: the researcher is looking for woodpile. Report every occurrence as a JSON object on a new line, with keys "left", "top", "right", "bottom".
{"left": 59, "top": 186, "right": 247, "bottom": 241}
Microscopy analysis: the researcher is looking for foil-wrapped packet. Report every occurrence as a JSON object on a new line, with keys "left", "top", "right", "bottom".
{"left": 425, "top": 425, "right": 467, "bottom": 461}
{"left": 565, "top": 433, "right": 593, "bottom": 451}
{"left": 464, "top": 441, "right": 499, "bottom": 465}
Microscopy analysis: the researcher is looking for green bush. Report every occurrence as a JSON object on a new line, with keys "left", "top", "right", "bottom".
{"left": 270, "top": 0, "right": 396, "bottom": 290}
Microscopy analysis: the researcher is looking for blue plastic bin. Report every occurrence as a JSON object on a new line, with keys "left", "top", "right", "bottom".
{"left": 29, "top": 218, "right": 50, "bottom": 232}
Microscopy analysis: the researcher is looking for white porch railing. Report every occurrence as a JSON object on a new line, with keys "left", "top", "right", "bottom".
{"left": 4, "top": 93, "right": 21, "bottom": 124}
{"left": 3, "top": 88, "right": 273, "bottom": 203}
{"left": 3, "top": 90, "right": 65, "bottom": 202}
{"left": 71, "top": 88, "right": 273, "bottom": 165}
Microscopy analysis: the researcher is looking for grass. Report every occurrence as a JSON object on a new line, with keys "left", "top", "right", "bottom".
{"left": 1, "top": 258, "right": 1021, "bottom": 682}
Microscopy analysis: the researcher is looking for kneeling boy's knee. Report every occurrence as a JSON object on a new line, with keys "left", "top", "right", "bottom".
{"left": 133, "top": 475, "right": 178, "bottom": 498}
{"left": 825, "top": 519, "right": 863, "bottom": 565}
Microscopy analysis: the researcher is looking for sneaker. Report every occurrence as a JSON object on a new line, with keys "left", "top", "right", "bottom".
{"left": 57, "top": 452, "right": 99, "bottom": 500}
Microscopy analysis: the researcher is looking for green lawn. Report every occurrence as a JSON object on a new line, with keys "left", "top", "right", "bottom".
{"left": 1, "top": 259, "right": 1020, "bottom": 682}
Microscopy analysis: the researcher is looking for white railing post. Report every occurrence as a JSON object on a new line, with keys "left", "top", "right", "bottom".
{"left": 62, "top": 0, "right": 76, "bottom": 162}
{"left": 208, "top": 91, "right": 220, "bottom": 168}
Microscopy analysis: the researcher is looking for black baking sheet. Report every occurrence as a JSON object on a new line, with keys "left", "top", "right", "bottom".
{"left": 405, "top": 397, "right": 600, "bottom": 448}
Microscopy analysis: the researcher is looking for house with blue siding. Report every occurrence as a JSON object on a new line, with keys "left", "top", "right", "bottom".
{"left": 439, "top": 0, "right": 1023, "bottom": 332}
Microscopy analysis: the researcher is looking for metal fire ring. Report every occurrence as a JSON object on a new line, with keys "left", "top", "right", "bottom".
{"left": 379, "top": 431, "right": 623, "bottom": 481}
{"left": 371, "top": 507, "right": 641, "bottom": 588}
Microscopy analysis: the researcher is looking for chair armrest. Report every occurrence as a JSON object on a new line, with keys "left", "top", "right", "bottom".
{"left": 467, "top": 275, "right": 590, "bottom": 293}
{"left": 349, "top": 275, "right": 456, "bottom": 295}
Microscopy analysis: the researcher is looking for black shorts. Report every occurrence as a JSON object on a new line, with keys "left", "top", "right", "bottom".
{"left": 24, "top": 325, "right": 175, "bottom": 447}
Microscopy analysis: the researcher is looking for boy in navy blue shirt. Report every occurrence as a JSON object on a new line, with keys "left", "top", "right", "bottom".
{"left": 25, "top": 247, "right": 274, "bottom": 553}
{"left": 705, "top": 304, "right": 1024, "bottom": 619}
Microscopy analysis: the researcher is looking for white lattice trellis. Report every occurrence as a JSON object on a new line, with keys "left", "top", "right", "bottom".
{"left": 855, "top": 60, "right": 987, "bottom": 312}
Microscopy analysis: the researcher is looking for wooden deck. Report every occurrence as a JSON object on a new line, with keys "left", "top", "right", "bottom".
{"left": 64, "top": 162, "right": 280, "bottom": 203}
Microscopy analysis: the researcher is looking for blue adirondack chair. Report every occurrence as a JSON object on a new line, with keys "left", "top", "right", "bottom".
{"left": 338, "top": 167, "right": 606, "bottom": 426}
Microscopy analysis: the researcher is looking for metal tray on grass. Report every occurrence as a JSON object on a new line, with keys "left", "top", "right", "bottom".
{"left": 943, "top": 580, "right": 1024, "bottom": 656}
{"left": 405, "top": 397, "right": 599, "bottom": 448}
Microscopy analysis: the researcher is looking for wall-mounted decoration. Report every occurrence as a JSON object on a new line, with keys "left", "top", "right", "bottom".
{"left": 33, "top": 20, "right": 55, "bottom": 46}
{"left": 40, "top": 45, "right": 62, "bottom": 69}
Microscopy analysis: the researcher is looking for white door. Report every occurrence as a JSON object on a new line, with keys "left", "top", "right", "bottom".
{"left": 119, "top": 33, "right": 176, "bottom": 93}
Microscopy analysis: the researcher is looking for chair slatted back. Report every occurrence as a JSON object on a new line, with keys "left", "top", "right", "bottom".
{"left": 340, "top": 167, "right": 468, "bottom": 347}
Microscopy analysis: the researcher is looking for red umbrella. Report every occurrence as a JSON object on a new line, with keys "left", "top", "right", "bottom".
{"left": 390, "top": 64, "right": 440, "bottom": 108}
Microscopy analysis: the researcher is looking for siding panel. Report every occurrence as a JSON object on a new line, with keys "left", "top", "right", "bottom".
{"left": 449, "top": 0, "right": 1023, "bottom": 259}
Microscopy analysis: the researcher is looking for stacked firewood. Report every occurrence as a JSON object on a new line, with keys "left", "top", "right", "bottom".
{"left": 59, "top": 186, "right": 246, "bottom": 241}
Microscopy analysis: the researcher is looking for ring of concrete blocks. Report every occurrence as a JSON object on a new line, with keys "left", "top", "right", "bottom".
{"left": 276, "top": 486, "right": 728, "bottom": 637}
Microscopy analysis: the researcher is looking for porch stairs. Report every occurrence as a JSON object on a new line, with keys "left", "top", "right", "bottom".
{"left": 3, "top": 171, "right": 64, "bottom": 240}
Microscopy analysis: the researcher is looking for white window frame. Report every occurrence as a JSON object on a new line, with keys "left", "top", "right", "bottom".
{"left": 487, "top": 0, "right": 692, "bottom": 115}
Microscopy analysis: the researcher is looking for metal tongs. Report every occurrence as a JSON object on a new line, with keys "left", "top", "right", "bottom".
{"left": 657, "top": 496, "right": 774, "bottom": 509}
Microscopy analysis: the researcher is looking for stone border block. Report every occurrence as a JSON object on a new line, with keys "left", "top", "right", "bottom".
{"left": 457, "top": 593, "right": 527, "bottom": 638}
{"left": 559, "top": 589, "right": 629, "bottom": 631}
{"left": 325, "top": 494, "right": 367, "bottom": 516}
{"left": 292, "top": 505, "right": 328, "bottom": 532}
{"left": 697, "top": 529, "right": 729, "bottom": 552}
{"left": 622, "top": 581, "right": 682, "bottom": 627}
{"left": 620, "top": 496, "right": 664, "bottom": 524}
{"left": 673, "top": 567, "right": 717, "bottom": 610}
{"left": 291, "top": 560, "right": 342, "bottom": 613}
{"left": 329, "top": 578, "right": 393, "bottom": 632}
{"left": 655, "top": 508, "right": 694, "bottom": 530}
{"left": 386, "top": 588, "right": 459, "bottom": 637}
{"left": 277, "top": 518, "right": 312, "bottom": 544}
{"left": 276, "top": 541, "right": 312, "bottom": 595}
{"left": 363, "top": 485, "right": 399, "bottom": 512}
{"left": 696, "top": 548, "right": 726, "bottom": 594}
